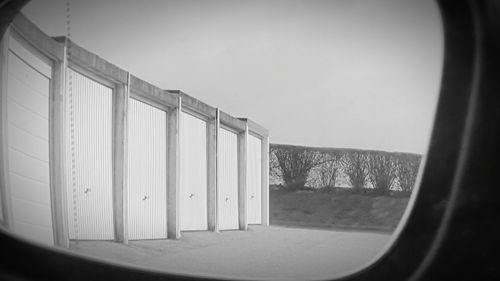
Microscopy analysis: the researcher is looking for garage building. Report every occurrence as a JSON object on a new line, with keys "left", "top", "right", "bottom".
{"left": 0, "top": 14, "right": 269, "bottom": 247}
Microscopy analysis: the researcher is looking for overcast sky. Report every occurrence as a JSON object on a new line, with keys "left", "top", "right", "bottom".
{"left": 22, "top": 0, "right": 443, "bottom": 154}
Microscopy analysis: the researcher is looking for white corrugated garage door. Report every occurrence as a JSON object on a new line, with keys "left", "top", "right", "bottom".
{"left": 65, "top": 69, "right": 114, "bottom": 240}
{"left": 128, "top": 98, "right": 167, "bottom": 240}
{"left": 218, "top": 127, "right": 239, "bottom": 230}
{"left": 180, "top": 111, "right": 208, "bottom": 231}
{"left": 6, "top": 35, "right": 54, "bottom": 245}
{"left": 247, "top": 134, "right": 262, "bottom": 224}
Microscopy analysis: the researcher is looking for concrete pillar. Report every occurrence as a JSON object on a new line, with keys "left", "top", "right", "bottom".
{"left": 262, "top": 135, "right": 270, "bottom": 226}
{"left": 112, "top": 80, "right": 129, "bottom": 243}
{"left": 167, "top": 96, "right": 181, "bottom": 239}
{"left": 238, "top": 123, "right": 248, "bottom": 230}
{"left": 215, "top": 109, "right": 221, "bottom": 230}
{"left": 207, "top": 113, "right": 218, "bottom": 231}
{"left": 50, "top": 45, "right": 69, "bottom": 248}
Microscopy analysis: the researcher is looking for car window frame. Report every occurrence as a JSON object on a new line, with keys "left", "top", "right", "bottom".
{"left": 0, "top": 0, "right": 494, "bottom": 280}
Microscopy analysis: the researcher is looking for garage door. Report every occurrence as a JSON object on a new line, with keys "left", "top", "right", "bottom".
{"left": 247, "top": 134, "right": 262, "bottom": 224}
{"left": 128, "top": 98, "right": 167, "bottom": 240}
{"left": 180, "top": 111, "right": 208, "bottom": 231}
{"left": 65, "top": 69, "right": 114, "bottom": 240}
{"left": 218, "top": 127, "right": 239, "bottom": 230}
{"left": 6, "top": 35, "right": 53, "bottom": 245}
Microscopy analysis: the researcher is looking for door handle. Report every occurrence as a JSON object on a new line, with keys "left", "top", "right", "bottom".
{"left": 250, "top": 195, "right": 255, "bottom": 199}
{"left": 189, "top": 193, "right": 195, "bottom": 199}
{"left": 84, "top": 188, "right": 91, "bottom": 194}
{"left": 225, "top": 197, "right": 229, "bottom": 202}
{"left": 142, "top": 195, "right": 149, "bottom": 201}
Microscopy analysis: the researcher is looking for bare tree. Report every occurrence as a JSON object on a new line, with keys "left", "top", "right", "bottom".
{"left": 271, "top": 143, "right": 422, "bottom": 193}
{"left": 314, "top": 151, "right": 342, "bottom": 188}
{"left": 366, "top": 151, "right": 397, "bottom": 194}
{"left": 271, "top": 144, "right": 323, "bottom": 191}
{"left": 394, "top": 153, "right": 422, "bottom": 192}
{"left": 341, "top": 151, "right": 369, "bottom": 190}
{"left": 269, "top": 149, "right": 284, "bottom": 185}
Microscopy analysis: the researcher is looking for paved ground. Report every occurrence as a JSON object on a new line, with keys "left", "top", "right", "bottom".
{"left": 68, "top": 226, "right": 391, "bottom": 281}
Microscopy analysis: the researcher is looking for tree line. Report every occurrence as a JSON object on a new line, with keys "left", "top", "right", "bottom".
{"left": 270, "top": 144, "right": 422, "bottom": 194}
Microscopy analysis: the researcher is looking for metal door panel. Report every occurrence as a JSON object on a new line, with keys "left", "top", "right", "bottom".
{"left": 7, "top": 99, "right": 48, "bottom": 140}
{"left": 7, "top": 69, "right": 49, "bottom": 117}
{"left": 9, "top": 172, "right": 50, "bottom": 206}
{"left": 8, "top": 36, "right": 52, "bottom": 78}
{"left": 8, "top": 123, "right": 49, "bottom": 162}
{"left": 180, "top": 112, "right": 208, "bottom": 231}
{"left": 13, "top": 220, "right": 54, "bottom": 245}
{"left": 127, "top": 98, "right": 167, "bottom": 240}
{"left": 218, "top": 127, "right": 239, "bottom": 230}
{"left": 65, "top": 69, "right": 114, "bottom": 240}
{"left": 247, "top": 134, "right": 262, "bottom": 224}
{"left": 11, "top": 198, "right": 53, "bottom": 227}
{"left": 8, "top": 148, "right": 49, "bottom": 185}
{"left": 6, "top": 45, "right": 53, "bottom": 245}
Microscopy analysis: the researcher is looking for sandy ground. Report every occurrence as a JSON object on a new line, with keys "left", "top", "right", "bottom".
{"left": 68, "top": 226, "right": 391, "bottom": 281}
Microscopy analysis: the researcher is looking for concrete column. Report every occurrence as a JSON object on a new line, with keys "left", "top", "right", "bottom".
{"left": 112, "top": 81, "right": 129, "bottom": 243}
{"left": 238, "top": 123, "right": 248, "bottom": 230}
{"left": 207, "top": 114, "right": 218, "bottom": 231}
{"left": 50, "top": 46, "right": 69, "bottom": 248}
{"left": 215, "top": 109, "right": 221, "bottom": 230}
{"left": 167, "top": 96, "right": 181, "bottom": 239}
{"left": 262, "top": 135, "right": 270, "bottom": 226}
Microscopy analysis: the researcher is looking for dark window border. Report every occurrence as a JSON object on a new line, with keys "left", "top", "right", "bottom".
{"left": 1, "top": 0, "right": 499, "bottom": 280}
